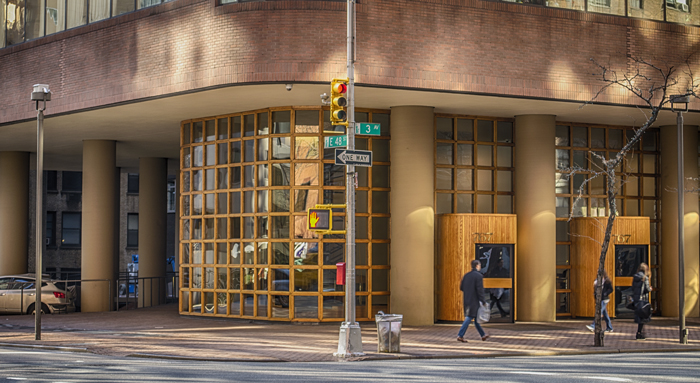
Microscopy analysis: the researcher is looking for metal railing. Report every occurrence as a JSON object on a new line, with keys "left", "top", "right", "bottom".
{"left": 115, "top": 274, "right": 179, "bottom": 311}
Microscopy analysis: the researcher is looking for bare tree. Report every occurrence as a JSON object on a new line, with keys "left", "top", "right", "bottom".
{"left": 561, "top": 56, "right": 698, "bottom": 346}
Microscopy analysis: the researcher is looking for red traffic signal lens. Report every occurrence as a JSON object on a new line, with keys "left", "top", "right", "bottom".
{"left": 332, "top": 82, "right": 347, "bottom": 94}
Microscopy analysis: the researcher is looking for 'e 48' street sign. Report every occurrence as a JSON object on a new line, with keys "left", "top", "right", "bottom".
{"left": 324, "top": 135, "right": 347, "bottom": 148}
{"left": 335, "top": 149, "right": 372, "bottom": 167}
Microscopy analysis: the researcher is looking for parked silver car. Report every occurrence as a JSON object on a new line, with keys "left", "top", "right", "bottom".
{"left": 0, "top": 274, "right": 76, "bottom": 314}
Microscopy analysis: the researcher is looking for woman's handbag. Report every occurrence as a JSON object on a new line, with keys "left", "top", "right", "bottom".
{"left": 631, "top": 276, "right": 652, "bottom": 320}
{"left": 635, "top": 300, "right": 652, "bottom": 319}
{"left": 477, "top": 302, "right": 490, "bottom": 324}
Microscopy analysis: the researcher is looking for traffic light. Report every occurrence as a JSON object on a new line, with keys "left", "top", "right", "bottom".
{"left": 330, "top": 78, "right": 349, "bottom": 126}
{"left": 308, "top": 208, "right": 332, "bottom": 231}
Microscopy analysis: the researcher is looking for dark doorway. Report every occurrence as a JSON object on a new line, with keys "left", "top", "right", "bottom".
{"left": 614, "top": 245, "right": 648, "bottom": 318}
{"left": 475, "top": 244, "right": 514, "bottom": 323}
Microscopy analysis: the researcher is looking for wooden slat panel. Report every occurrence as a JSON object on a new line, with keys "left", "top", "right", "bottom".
{"left": 570, "top": 217, "right": 649, "bottom": 318}
{"left": 483, "top": 278, "right": 512, "bottom": 289}
{"left": 436, "top": 214, "right": 517, "bottom": 321}
{"left": 616, "top": 277, "right": 633, "bottom": 286}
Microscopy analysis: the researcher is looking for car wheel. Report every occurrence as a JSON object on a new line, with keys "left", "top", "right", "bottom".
{"left": 27, "top": 303, "right": 50, "bottom": 315}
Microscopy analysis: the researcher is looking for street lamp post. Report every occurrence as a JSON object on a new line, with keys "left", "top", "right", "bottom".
{"left": 670, "top": 94, "right": 689, "bottom": 345}
{"left": 31, "top": 84, "right": 51, "bottom": 341}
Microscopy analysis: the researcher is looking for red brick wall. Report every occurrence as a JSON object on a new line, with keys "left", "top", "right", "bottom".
{"left": 1, "top": 0, "right": 698, "bottom": 124}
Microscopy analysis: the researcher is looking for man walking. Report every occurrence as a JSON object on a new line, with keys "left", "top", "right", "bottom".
{"left": 457, "top": 259, "right": 490, "bottom": 343}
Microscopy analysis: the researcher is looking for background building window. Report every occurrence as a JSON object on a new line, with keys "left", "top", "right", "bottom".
{"left": 62, "top": 171, "right": 82, "bottom": 192}
{"left": 127, "top": 213, "right": 139, "bottom": 248}
{"left": 167, "top": 177, "right": 176, "bottom": 213}
{"left": 46, "top": 211, "right": 56, "bottom": 247}
{"left": 61, "top": 212, "right": 81, "bottom": 246}
{"left": 46, "top": 171, "right": 57, "bottom": 192}
{"left": 127, "top": 173, "right": 139, "bottom": 194}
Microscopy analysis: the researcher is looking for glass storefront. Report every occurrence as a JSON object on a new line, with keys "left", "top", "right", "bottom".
{"left": 435, "top": 116, "right": 515, "bottom": 214}
{"left": 555, "top": 125, "right": 660, "bottom": 317}
{"left": 180, "top": 107, "right": 390, "bottom": 321}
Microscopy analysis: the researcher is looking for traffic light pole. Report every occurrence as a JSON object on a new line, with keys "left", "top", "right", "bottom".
{"left": 334, "top": 0, "right": 364, "bottom": 358}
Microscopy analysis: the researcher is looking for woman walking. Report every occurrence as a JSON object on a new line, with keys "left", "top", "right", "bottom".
{"left": 632, "top": 263, "right": 652, "bottom": 340}
{"left": 586, "top": 270, "right": 613, "bottom": 333}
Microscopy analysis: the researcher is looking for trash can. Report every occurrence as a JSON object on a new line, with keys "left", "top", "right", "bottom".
{"left": 375, "top": 311, "right": 403, "bottom": 353}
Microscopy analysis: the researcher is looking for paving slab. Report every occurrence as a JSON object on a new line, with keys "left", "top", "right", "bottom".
{"left": 0, "top": 304, "right": 698, "bottom": 362}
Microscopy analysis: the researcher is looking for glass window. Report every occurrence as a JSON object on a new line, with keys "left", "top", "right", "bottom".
{"left": 66, "top": 1, "right": 87, "bottom": 29}
{"left": 477, "top": 145, "right": 493, "bottom": 166}
{"left": 139, "top": 0, "right": 162, "bottom": 9}
{"left": 62, "top": 171, "right": 82, "bottom": 192}
{"left": 456, "top": 119, "right": 474, "bottom": 141}
{"left": 497, "top": 121, "right": 513, "bottom": 143}
{"left": 89, "top": 0, "right": 109, "bottom": 21}
{"left": 555, "top": 125, "right": 570, "bottom": 146}
{"left": 127, "top": 213, "right": 138, "bottom": 248}
{"left": 294, "top": 163, "right": 318, "bottom": 186}
{"left": 572, "top": 126, "right": 588, "bottom": 147}
{"left": 436, "top": 168, "right": 453, "bottom": 190}
{"left": 436, "top": 118, "right": 453, "bottom": 139}
{"left": 26, "top": 0, "right": 44, "bottom": 40}
{"left": 436, "top": 193, "right": 452, "bottom": 214}
{"left": 127, "top": 173, "right": 139, "bottom": 194}
{"left": 436, "top": 143, "right": 453, "bottom": 165}
{"left": 294, "top": 110, "right": 319, "bottom": 133}
{"left": 45, "top": 211, "right": 56, "bottom": 247}
{"left": 477, "top": 120, "right": 493, "bottom": 142}
{"left": 295, "top": 137, "right": 319, "bottom": 160}
{"left": 6, "top": 0, "right": 26, "bottom": 45}
{"left": 113, "top": 0, "right": 135, "bottom": 16}
{"left": 61, "top": 212, "right": 81, "bottom": 246}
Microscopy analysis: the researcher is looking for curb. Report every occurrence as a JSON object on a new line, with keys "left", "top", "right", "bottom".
{"left": 357, "top": 347, "right": 700, "bottom": 362}
{"left": 126, "top": 353, "right": 283, "bottom": 363}
{"left": 0, "top": 342, "right": 89, "bottom": 353}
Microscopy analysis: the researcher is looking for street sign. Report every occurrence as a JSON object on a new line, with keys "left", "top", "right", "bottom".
{"left": 335, "top": 149, "right": 372, "bottom": 167}
{"left": 308, "top": 208, "right": 332, "bottom": 231}
{"left": 355, "top": 123, "right": 381, "bottom": 136}
{"left": 324, "top": 135, "right": 347, "bottom": 148}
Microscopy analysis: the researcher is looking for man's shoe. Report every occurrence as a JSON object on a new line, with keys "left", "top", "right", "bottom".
{"left": 481, "top": 334, "right": 490, "bottom": 341}
{"left": 586, "top": 324, "right": 595, "bottom": 332}
{"left": 636, "top": 332, "right": 646, "bottom": 340}
{"left": 457, "top": 337, "right": 467, "bottom": 343}
{"left": 606, "top": 329, "right": 613, "bottom": 333}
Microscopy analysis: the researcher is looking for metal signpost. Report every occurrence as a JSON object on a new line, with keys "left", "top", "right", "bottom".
{"left": 333, "top": 0, "right": 365, "bottom": 359}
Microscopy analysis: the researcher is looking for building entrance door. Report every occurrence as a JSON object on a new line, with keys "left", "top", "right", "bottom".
{"left": 614, "top": 244, "right": 648, "bottom": 318}
{"left": 476, "top": 244, "right": 514, "bottom": 323}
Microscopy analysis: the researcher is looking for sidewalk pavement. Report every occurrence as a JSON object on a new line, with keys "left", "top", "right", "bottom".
{"left": 1, "top": 304, "right": 699, "bottom": 362}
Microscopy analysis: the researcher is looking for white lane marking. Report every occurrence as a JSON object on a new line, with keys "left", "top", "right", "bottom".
{"left": 7, "top": 378, "right": 28, "bottom": 380}
{"left": 584, "top": 378, "right": 630, "bottom": 382}
{"left": 509, "top": 371, "right": 558, "bottom": 376}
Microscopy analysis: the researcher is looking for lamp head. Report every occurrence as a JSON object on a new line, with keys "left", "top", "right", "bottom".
{"left": 31, "top": 84, "right": 51, "bottom": 102}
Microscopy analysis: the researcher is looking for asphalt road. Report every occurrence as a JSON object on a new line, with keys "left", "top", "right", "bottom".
{"left": 0, "top": 348, "right": 699, "bottom": 382}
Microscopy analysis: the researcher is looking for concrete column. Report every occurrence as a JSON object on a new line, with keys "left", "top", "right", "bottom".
{"left": 390, "top": 106, "right": 435, "bottom": 326}
{"left": 138, "top": 158, "right": 167, "bottom": 307}
{"left": 81, "top": 140, "right": 117, "bottom": 312}
{"left": 514, "top": 115, "right": 557, "bottom": 322}
{"left": 660, "top": 125, "right": 699, "bottom": 318}
{"left": 0, "top": 152, "right": 29, "bottom": 275}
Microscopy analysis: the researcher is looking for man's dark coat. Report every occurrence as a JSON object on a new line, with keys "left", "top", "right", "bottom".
{"left": 460, "top": 268, "right": 485, "bottom": 317}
